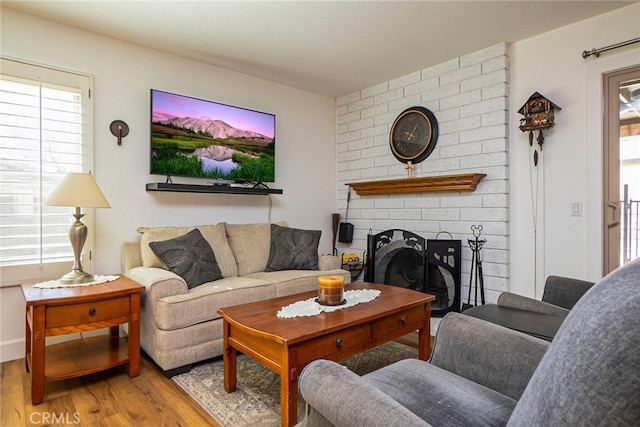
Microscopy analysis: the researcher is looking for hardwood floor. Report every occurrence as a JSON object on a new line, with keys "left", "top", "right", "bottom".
{"left": 1, "top": 333, "right": 425, "bottom": 427}
{"left": 1, "top": 354, "right": 219, "bottom": 427}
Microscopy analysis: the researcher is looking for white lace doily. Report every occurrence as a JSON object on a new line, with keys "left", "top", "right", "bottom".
{"left": 277, "top": 289, "right": 381, "bottom": 318}
{"left": 34, "top": 275, "right": 120, "bottom": 289}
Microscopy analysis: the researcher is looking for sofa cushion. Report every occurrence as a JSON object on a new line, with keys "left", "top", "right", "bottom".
{"left": 154, "top": 276, "right": 274, "bottom": 330}
{"left": 266, "top": 224, "right": 321, "bottom": 271}
{"left": 364, "top": 359, "right": 517, "bottom": 426}
{"left": 224, "top": 222, "right": 273, "bottom": 275}
{"left": 197, "top": 224, "right": 238, "bottom": 277}
{"left": 138, "top": 223, "right": 238, "bottom": 277}
{"left": 247, "top": 268, "right": 349, "bottom": 297}
{"left": 149, "top": 229, "right": 222, "bottom": 289}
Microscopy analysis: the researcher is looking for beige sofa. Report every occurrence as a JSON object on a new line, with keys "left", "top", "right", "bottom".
{"left": 121, "top": 222, "right": 350, "bottom": 376}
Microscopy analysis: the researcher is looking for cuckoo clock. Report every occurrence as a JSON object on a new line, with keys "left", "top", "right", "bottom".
{"left": 518, "top": 92, "right": 561, "bottom": 166}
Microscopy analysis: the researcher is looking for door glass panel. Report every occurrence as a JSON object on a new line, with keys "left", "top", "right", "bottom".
{"left": 619, "top": 78, "right": 640, "bottom": 265}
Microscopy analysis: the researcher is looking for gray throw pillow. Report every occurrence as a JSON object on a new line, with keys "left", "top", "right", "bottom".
{"left": 265, "top": 224, "right": 321, "bottom": 271}
{"left": 149, "top": 228, "right": 222, "bottom": 289}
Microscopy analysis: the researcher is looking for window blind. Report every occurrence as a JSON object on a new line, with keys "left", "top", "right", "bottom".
{"left": 0, "top": 59, "right": 92, "bottom": 269}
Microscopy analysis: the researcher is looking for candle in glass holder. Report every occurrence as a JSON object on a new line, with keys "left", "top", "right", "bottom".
{"left": 317, "top": 275, "right": 344, "bottom": 306}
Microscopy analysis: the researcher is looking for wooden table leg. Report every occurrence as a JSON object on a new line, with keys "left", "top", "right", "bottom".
{"left": 128, "top": 293, "right": 141, "bottom": 377}
{"left": 222, "top": 321, "right": 237, "bottom": 393}
{"left": 30, "top": 305, "right": 46, "bottom": 405}
{"left": 418, "top": 302, "right": 431, "bottom": 360}
{"left": 280, "top": 348, "right": 298, "bottom": 427}
{"left": 25, "top": 307, "right": 31, "bottom": 373}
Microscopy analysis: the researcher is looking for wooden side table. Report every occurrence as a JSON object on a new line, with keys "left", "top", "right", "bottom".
{"left": 21, "top": 275, "right": 145, "bottom": 405}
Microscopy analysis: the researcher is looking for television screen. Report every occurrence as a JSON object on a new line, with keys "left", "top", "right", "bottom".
{"left": 150, "top": 89, "right": 276, "bottom": 183}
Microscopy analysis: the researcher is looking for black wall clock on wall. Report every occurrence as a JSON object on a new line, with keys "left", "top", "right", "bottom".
{"left": 389, "top": 106, "right": 439, "bottom": 165}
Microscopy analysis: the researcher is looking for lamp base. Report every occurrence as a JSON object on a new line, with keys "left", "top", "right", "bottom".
{"left": 59, "top": 269, "right": 95, "bottom": 285}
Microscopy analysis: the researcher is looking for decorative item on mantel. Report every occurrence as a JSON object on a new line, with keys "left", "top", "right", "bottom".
{"left": 518, "top": 92, "right": 561, "bottom": 166}
{"left": 389, "top": 106, "right": 439, "bottom": 178}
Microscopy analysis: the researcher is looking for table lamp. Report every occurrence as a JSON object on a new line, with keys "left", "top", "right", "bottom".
{"left": 45, "top": 172, "right": 110, "bottom": 284}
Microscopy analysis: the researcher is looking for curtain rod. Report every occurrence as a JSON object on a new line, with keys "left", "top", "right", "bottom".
{"left": 582, "top": 37, "right": 640, "bottom": 59}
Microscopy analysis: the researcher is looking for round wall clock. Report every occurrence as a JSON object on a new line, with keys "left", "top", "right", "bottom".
{"left": 389, "top": 106, "right": 439, "bottom": 164}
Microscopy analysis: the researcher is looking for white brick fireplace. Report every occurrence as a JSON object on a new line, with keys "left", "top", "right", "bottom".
{"left": 335, "top": 43, "right": 509, "bottom": 304}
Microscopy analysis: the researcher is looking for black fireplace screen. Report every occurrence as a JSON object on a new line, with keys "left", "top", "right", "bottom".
{"left": 426, "top": 236, "right": 461, "bottom": 315}
{"left": 365, "top": 229, "right": 461, "bottom": 317}
{"left": 365, "top": 229, "right": 425, "bottom": 291}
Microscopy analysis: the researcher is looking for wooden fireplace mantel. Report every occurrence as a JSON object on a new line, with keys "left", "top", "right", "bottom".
{"left": 346, "top": 173, "right": 486, "bottom": 196}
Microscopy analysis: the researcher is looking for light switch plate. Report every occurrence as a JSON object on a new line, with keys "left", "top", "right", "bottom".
{"left": 570, "top": 201, "right": 582, "bottom": 217}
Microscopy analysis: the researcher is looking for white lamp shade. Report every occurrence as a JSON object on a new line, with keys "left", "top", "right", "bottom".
{"left": 45, "top": 172, "right": 111, "bottom": 208}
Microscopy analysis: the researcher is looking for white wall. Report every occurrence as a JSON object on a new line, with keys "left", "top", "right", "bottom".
{"left": 509, "top": 3, "right": 640, "bottom": 297}
{"left": 0, "top": 9, "right": 337, "bottom": 362}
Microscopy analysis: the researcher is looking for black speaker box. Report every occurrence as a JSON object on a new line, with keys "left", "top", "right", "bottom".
{"left": 338, "top": 222, "right": 354, "bottom": 243}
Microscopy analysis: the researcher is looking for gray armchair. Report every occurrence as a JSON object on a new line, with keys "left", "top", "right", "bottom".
{"left": 463, "top": 275, "right": 596, "bottom": 341}
{"left": 297, "top": 259, "right": 640, "bottom": 426}
{"left": 498, "top": 274, "right": 595, "bottom": 314}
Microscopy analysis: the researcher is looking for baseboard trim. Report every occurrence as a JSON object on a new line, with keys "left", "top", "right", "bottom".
{"left": 1, "top": 338, "right": 24, "bottom": 363}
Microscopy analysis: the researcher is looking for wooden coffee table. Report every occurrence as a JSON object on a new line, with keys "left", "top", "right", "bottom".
{"left": 217, "top": 281, "right": 435, "bottom": 427}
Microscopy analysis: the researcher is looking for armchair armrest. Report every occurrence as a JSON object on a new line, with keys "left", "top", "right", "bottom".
{"left": 298, "top": 360, "right": 430, "bottom": 427}
{"left": 497, "top": 292, "right": 569, "bottom": 317}
{"left": 542, "top": 275, "right": 595, "bottom": 310}
{"left": 431, "top": 313, "right": 549, "bottom": 400}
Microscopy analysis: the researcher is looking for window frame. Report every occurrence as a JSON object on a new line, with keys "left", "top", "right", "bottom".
{"left": 0, "top": 56, "right": 95, "bottom": 287}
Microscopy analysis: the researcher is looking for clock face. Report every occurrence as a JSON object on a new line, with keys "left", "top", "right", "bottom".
{"left": 390, "top": 107, "right": 438, "bottom": 164}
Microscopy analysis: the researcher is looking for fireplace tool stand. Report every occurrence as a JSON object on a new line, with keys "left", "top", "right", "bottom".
{"left": 463, "top": 225, "right": 487, "bottom": 310}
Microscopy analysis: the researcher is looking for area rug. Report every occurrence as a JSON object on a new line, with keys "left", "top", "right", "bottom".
{"left": 172, "top": 341, "right": 418, "bottom": 426}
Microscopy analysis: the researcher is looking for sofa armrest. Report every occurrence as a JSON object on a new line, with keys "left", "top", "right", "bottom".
{"left": 430, "top": 312, "right": 549, "bottom": 400}
{"left": 318, "top": 255, "right": 341, "bottom": 271}
{"left": 542, "top": 275, "right": 595, "bottom": 310}
{"left": 124, "top": 266, "right": 188, "bottom": 300}
{"left": 497, "top": 292, "right": 569, "bottom": 317}
{"left": 121, "top": 242, "right": 143, "bottom": 272}
{"left": 298, "top": 359, "right": 430, "bottom": 427}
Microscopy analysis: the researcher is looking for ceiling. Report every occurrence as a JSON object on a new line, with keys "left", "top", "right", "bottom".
{"left": 3, "top": 1, "right": 636, "bottom": 98}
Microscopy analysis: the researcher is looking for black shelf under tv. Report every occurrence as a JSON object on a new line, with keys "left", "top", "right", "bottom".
{"left": 146, "top": 182, "right": 283, "bottom": 195}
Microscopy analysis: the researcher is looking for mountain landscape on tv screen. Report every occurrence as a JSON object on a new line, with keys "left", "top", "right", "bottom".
{"left": 159, "top": 117, "right": 273, "bottom": 143}
{"left": 151, "top": 116, "right": 275, "bottom": 182}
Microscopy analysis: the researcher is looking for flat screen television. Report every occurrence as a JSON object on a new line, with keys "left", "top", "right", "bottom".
{"left": 150, "top": 89, "right": 276, "bottom": 183}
